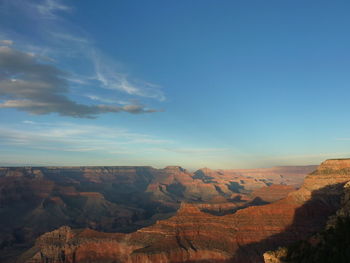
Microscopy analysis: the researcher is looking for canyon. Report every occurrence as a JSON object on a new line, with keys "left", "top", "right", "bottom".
{"left": 0, "top": 164, "right": 322, "bottom": 262}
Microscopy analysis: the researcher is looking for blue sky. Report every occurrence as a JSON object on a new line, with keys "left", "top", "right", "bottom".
{"left": 0, "top": 0, "right": 350, "bottom": 169}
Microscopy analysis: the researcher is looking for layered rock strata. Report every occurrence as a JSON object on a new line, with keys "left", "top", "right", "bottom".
{"left": 22, "top": 159, "right": 350, "bottom": 262}
{"left": 264, "top": 165, "right": 350, "bottom": 263}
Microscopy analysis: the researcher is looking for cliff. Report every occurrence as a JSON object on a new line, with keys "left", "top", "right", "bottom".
{"left": 21, "top": 159, "right": 350, "bottom": 263}
{"left": 263, "top": 160, "right": 350, "bottom": 263}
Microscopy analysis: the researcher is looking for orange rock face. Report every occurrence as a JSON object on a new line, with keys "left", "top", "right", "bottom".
{"left": 22, "top": 159, "right": 350, "bottom": 263}
{"left": 251, "top": 184, "right": 297, "bottom": 203}
{"left": 317, "top": 158, "right": 350, "bottom": 171}
{"left": 223, "top": 165, "right": 317, "bottom": 188}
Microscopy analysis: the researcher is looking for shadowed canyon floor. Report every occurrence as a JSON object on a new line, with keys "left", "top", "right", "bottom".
{"left": 0, "top": 165, "right": 316, "bottom": 262}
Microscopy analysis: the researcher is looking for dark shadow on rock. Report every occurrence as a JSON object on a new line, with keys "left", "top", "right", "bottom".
{"left": 201, "top": 197, "right": 269, "bottom": 216}
{"left": 228, "top": 182, "right": 346, "bottom": 263}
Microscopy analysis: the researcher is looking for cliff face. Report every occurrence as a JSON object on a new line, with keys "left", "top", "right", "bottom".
{"left": 225, "top": 166, "right": 317, "bottom": 188}
{"left": 263, "top": 163, "right": 350, "bottom": 263}
{"left": 251, "top": 185, "right": 296, "bottom": 203}
{"left": 22, "top": 204, "right": 235, "bottom": 263}
{"left": 21, "top": 159, "right": 350, "bottom": 263}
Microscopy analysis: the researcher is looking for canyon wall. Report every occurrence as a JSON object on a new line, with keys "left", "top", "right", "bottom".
{"left": 20, "top": 159, "right": 350, "bottom": 263}
{"left": 264, "top": 160, "right": 350, "bottom": 263}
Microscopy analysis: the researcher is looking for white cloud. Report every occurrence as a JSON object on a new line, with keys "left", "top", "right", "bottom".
{"left": 0, "top": 122, "right": 172, "bottom": 153}
{"left": 0, "top": 0, "right": 166, "bottom": 116}
{"left": 0, "top": 46, "right": 159, "bottom": 117}
{"left": 36, "top": 0, "right": 71, "bottom": 19}
{"left": 152, "top": 147, "right": 228, "bottom": 154}
{"left": 0, "top": 121, "right": 229, "bottom": 164}
{"left": 50, "top": 32, "right": 89, "bottom": 43}
{"left": 85, "top": 94, "right": 129, "bottom": 105}
{"left": 90, "top": 50, "right": 166, "bottom": 101}
{"left": 38, "top": 0, "right": 166, "bottom": 102}
{"left": 22, "top": 120, "right": 36, "bottom": 124}
{"left": 0, "top": 40, "right": 13, "bottom": 45}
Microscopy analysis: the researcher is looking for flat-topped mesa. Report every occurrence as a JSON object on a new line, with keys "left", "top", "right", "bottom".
{"left": 296, "top": 159, "right": 350, "bottom": 197}
{"left": 316, "top": 158, "right": 350, "bottom": 172}
{"left": 163, "top": 166, "right": 186, "bottom": 172}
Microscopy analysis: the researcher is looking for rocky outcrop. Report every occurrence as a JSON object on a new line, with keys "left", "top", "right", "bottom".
{"left": 263, "top": 248, "right": 289, "bottom": 263}
{"left": 263, "top": 163, "right": 350, "bottom": 263}
{"left": 21, "top": 159, "right": 350, "bottom": 263}
{"left": 317, "top": 159, "right": 350, "bottom": 171}
{"left": 19, "top": 226, "right": 133, "bottom": 263}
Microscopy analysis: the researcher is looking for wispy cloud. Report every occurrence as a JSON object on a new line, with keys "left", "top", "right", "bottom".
{"left": 90, "top": 50, "right": 165, "bottom": 101}
{"left": 0, "top": 46, "right": 158, "bottom": 117}
{"left": 36, "top": 0, "right": 71, "bottom": 19}
{"left": 50, "top": 32, "right": 89, "bottom": 44}
{"left": 85, "top": 94, "right": 129, "bottom": 105}
{"left": 152, "top": 147, "right": 228, "bottom": 154}
{"left": 257, "top": 152, "right": 350, "bottom": 166}
{"left": 0, "top": 40, "right": 13, "bottom": 45}
{"left": 22, "top": 120, "right": 36, "bottom": 124}
{"left": 0, "top": 122, "right": 172, "bottom": 153}
{"left": 0, "top": 0, "right": 165, "bottom": 118}
{"left": 0, "top": 121, "right": 229, "bottom": 163}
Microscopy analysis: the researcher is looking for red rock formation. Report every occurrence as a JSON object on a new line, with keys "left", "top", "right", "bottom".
{"left": 22, "top": 159, "right": 350, "bottom": 263}
{"left": 0, "top": 164, "right": 316, "bottom": 262}
{"left": 263, "top": 180, "right": 350, "bottom": 263}
{"left": 251, "top": 184, "right": 297, "bottom": 203}
{"left": 225, "top": 165, "right": 317, "bottom": 188}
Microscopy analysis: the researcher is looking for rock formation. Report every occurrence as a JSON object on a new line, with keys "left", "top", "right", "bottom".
{"left": 263, "top": 162, "right": 350, "bottom": 263}
{"left": 0, "top": 165, "right": 315, "bottom": 262}
{"left": 19, "top": 159, "right": 350, "bottom": 263}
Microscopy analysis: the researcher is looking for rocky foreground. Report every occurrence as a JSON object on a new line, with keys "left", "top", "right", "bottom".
{"left": 17, "top": 159, "right": 350, "bottom": 263}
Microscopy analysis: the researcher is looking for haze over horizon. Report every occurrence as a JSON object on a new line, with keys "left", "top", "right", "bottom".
{"left": 1, "top": 0, "right": 350, "bottom": 169}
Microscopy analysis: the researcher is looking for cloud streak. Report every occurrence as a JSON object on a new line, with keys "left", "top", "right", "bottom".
{"left": 0, "top": 40, "right": 13, "bottom": 45}
{"left": 0, "top": 0, "right": 165, "bottom": 117}
{"left": 36, "top": 0, "right": 71, "bottom": 19}
{"left": 91, "top": 50, "right": 165, "bottom": 101}
{"left": 0, "top": 46, "right": 158, "bottom": 117}
{"left": 0, "top": 122, "right": 171, "bottom": 151}
{"left": 0, "top": 121, "right": 228, "bottom": 160}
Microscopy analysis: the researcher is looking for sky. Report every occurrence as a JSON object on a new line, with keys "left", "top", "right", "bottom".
{"left": 0, "top": 0, "right": 350, "bottom": 169}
